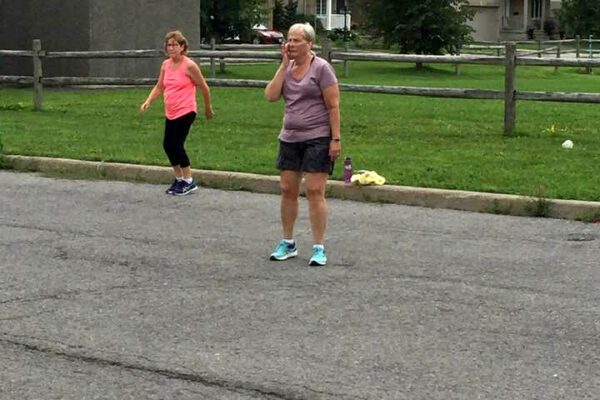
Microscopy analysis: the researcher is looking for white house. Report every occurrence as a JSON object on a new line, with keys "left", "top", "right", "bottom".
{"left": 265, "top": 0, "right": 562, "bottom": 41}
{"left": 468, "top": 0, "right": 562, "bottom": 41}
{"left": 265, "top": 0, "right": 352, "bottom": 30}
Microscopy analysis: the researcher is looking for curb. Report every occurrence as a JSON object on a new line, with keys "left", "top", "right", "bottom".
{"left": 4, "top": 155, "right": 600, "bottom": 221}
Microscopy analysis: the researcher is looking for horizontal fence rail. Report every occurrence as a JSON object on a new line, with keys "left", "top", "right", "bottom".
{"left": 517, "top": 57, "right": 600, "bottom": 67}
{"left": 0, "top": 75, "right": 33, "bottom": 84}
{"left": 463, "top": 36, "right": 600, "bottom": 58}
{"left": 475, "top": 38, "right": 600, "bottom": 45}
{"left": 516, "top": 90, "right": 600, "bottom": 103}
{"left": 0, "top": 50, "right": 34, "bottom": 57}
{"left": 44, "top": 50, "right": 163, "bottom": 59}
{"left": 330, "top": 52, "right": 505, "bottom": 65}
{"left": 198, "top": 43, "right": 322, "bottom": 51}
{"left": 188, "top": 50, "right": 281, "bottom": 59}
{"left": 1, "top": 39, "right": 599, "bottom": 134}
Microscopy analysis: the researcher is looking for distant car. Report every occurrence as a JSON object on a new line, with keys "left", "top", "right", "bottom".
{"left": 223, "top": 25, "right": 284, "bottom": 45}
{"left": 251, "top": 24, "right": 284, "bottom": 44}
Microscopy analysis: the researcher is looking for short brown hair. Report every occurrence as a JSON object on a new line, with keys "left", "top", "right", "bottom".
{"left": 164, "top": 30, "right": 189, "bottom": 55}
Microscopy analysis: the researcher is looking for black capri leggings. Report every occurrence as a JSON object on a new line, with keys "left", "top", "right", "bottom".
{"left": 163, "top": 112, "right": 196, "bottom": 168}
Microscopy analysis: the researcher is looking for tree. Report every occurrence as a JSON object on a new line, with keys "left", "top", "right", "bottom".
{"left": 282, "top": 0, "right": 299, "bottom": 29}
{"left": 557, "top": 0, "right": 600, "bottom": 38}
{"left": 200, "top": 0, "right": 263, "bottom": 42}
{"left": 363, "top": 0, "right": 474, "bottom": 56}
{"left": 273, "top": 0, "right": 286, "bottom": 31}
{"left": 272, "top": 0, "right": 321, "bottom": 35}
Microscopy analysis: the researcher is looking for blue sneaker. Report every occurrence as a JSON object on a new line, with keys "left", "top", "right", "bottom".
{"left": 173, "top": 179, "right": 198, "bottom": 196}
{"left": 166, "top": 179, "right": 182, "bottom": 194}
{"left": 270, "top": 240, "right": 298, "bottom": 261}
{"left": 309, "top": 246, "right": 327, "bottom": 266}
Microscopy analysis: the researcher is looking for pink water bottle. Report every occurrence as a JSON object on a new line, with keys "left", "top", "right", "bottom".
{"left": 344, "top": 157, "right": 352, "bottom": 185}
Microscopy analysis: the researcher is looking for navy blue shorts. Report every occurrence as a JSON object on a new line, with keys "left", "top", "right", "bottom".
{"left": 276, "top": 137, "right": 334, "bottom": 175}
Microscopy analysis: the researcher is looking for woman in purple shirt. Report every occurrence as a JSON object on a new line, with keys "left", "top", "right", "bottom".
{"left": 265, "top": 23, "right": 342, "bottom": 267}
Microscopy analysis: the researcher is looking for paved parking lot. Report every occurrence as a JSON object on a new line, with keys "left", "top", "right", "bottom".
{"left": 1, "top": 171, "right": 599, "bottom": 399}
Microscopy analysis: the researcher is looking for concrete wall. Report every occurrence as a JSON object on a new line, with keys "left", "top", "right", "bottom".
{"left": 0, "top": 0, "right": 200, "bottom": 79}
{"left": 0, "top": 0, "right": 90, "bottom": 77}
{"left": 89, "top": 0, "right": 200, "bottom": 78}
{"left": 468, "top": 6, "right": 501, "bottom": 42}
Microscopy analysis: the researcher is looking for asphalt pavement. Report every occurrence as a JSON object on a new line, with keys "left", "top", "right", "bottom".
{"left": 1, "top": 170, "right": 599, "bottom": 399}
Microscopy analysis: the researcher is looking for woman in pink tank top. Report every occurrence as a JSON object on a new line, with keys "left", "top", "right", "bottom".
{"left": 140, "top": 30, "right": 213, "bottom": 196}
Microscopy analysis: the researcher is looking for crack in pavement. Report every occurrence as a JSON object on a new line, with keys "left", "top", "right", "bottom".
{"left": 0, "top": 284, "right": 135, "bottom": 305}
{"left": 1, "top": 271, "right": 593, "bottom": 307}
{"left": 385, "top": 271, "right": 597, "bottom": 301}
{"left": 0, "top": 312, "right": 46, "bottom": 322}
{"left": 0, "top": 336, "right": 361, "bottom": 400}
{"left": 0, "top": 221, "right": 165, "bottom": 247}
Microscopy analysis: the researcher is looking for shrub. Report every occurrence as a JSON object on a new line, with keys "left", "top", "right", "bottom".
{"left": 273, "top": 0, "right": 285, "bottom": 31}
{"left": 327, "top": 28, "right": 360, "bottom": 43}
{"left": 544, "top": 18, "right": 558, "bottom": 38}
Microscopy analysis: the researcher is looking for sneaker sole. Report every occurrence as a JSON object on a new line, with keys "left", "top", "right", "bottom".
{"left": 269, "top": 250, "right": 298, "bottom": 261}
{"left": 309, "top": 259, "right": 326, "bottom": 266}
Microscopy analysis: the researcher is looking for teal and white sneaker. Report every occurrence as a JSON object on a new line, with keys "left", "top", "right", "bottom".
{"left": 269, "top": 240, "right": 298, "bottom": 261}
{"left": 309, "top": 246, "right": 327, "bottom": 266}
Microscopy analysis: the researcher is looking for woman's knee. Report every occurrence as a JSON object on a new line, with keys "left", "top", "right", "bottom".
{"left": 305, "top": 184, "right": 325, "bottom": 201}
{"left": 280, "top": 182, "right": 300, "bottom": 199}
{"left": 163, "top": 139, "right": 176, "bottom": 153}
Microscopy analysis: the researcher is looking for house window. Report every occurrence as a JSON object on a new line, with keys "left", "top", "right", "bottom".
{"left": 317, "top": 0, "right": 347, "bottom": 15}
{"left": 317, "top": 0, "right": 326, "bottom": 15}
{"left": 530, "top": 0, "right": 542, "bottom": 19}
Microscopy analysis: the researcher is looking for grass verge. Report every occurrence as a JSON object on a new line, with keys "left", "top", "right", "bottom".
{"left": 1, "top": 61, "right": 599, "bottom": 201}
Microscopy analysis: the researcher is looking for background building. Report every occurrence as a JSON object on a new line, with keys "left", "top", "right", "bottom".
{"left": 0, "top": 0, "right": 200, "bottom": 78}
{"left": 264, "top": 0, "right": 352, "bottom": 30}
{"left": 0, "top": 0, "right": 563, "bottom": 80}
{"left": 468, "top": 0, "right": 562, "bottom": 41}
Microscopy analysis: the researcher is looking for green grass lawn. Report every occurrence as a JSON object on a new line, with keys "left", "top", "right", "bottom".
{"left": 1, "top": 60, "right": 599, "bottom": 201}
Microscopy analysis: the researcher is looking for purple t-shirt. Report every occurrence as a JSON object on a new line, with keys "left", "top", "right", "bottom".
{"left": 279, "top": 56, "right": 338, "bottom": 143}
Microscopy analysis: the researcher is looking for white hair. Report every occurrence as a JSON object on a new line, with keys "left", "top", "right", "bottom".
{"left": 289, "top": 23, "right": 315, "bottom": 42}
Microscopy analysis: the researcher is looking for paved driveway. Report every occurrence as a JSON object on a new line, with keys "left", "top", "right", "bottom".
{"left": 1, "top": 171, "right": 599, "bottom": 399}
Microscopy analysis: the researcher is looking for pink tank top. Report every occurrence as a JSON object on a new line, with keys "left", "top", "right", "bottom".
{"left": 163, "top": 56, "right": 197, "bottom": 120}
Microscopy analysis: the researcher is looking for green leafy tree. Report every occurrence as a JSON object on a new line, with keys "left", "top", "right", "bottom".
{"left": 272, "top": 0, "right": 321, "bottom": 35}
{"left": 557, "top": 0, "right": 600, "bottom": 38}
{"left": 273, "top": 0, "right": 286, "bottom": 31}
{"left": 363, "top": 0, "right": 474, "bottom": 55}
{"left": 283, "top": 0, "right": 299, "bottom": 28}
{"left": 201, "top": 0, "right": 263, "bottom": 42}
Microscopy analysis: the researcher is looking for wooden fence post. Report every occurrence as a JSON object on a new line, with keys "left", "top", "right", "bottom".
{"left": 321, "top": 39, "right": 332, "bottom": 64}
{"left": 220, "top": 57, "right": 226, "bottom": 74}
{"left": 537, "top": 40, "right": 542, "bottom": 58}
{"left": 576, "top": 35, "right": 581, "bottom": 59}
{"left": 343, "top": 42, "right": 349, "bottom": 77}
{"left": 587, "top": 35, "right": 593, "bottom": 74}
{"left": 504, "top": 42, "right": 517, "bottom": 135}
{"left": 210, "top": 38, "right": 216, "bottom": 79}
{"left": 454, "top": 40, "right": 461, "bottom": 76}
{"left": 555, "top": 41, "right": 561, "bottom": 73}
{"left": 32, "top": 39, "right": 43, "bottom": 111}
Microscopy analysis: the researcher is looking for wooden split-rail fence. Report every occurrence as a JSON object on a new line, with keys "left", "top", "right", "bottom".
{"left": 1, "top": 39, "right": 600, "bottom": 135}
